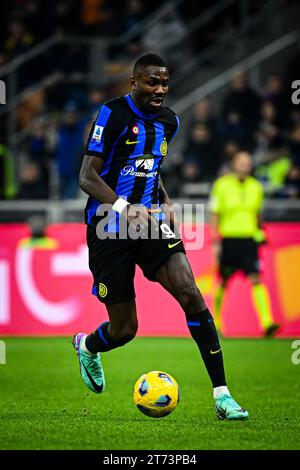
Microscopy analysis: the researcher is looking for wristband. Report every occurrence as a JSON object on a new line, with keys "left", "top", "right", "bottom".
{"left": 112, "top": 197, "right": 130, "bottom": 214}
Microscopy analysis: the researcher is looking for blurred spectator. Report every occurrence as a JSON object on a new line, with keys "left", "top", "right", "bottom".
{"left": 190, "top": 98, "right": 219, "bottom": 134}
{"left": 81, "top": 0, "right": 116, "bottom": 35}
{"left": 286, "top": 40, "right": 300, "bottom": 86}
{"left": 52, "top": 44, "right": 88, "bottom": 76}
{"left": 222, "top": 140, "right": 241, "bottom": 162}
{"left": 255, "top": 146, "right": 292, "bottom": 197}
{"left": 181, "top": 122, "right": 221, "bottom": 182}
{"left": 54, "top": 0, "right": 81, "bottom": 35}
{"left": 5, "top": 20, "right": 34, "bottom": 60}
{"left": 286, "top": 125, "right": 300, "bottom": 197}
{"left": 255, "top": 101, "right": 283, "bottom": 158}
{"left": 286, "top": 165, "right": 300, "bottom": 197}
{"left": 222, "top": 71, "right": 262, "bottom": 147}
{"left": 56, "top": 101, "right": 86, "bottom": 199}
{"left": 0, "top": 144, "right": 18, "bottom": 199}
{"left": 19, "top": 161, "right": 48, "bottom": 199}
{"left": 289, "top": 125, "right": 300, "bottom": 163}
{"left": 27, "top": 119, "right": 53, "bottom": 196}
{"left": 17, "top": 89, "right": 46, "bottom": 130}
{"left": 28, "top": 215, "right": 48, "bottom": 238}
{"left": 86, "top": 86, "right": 105, "bottom": 118}
{"left": 20, "top": 215, "right": 59, "bottom": 249}
{"left": 219, "top": 140, "right": 241, "bottom": 175}
{"left": 119, "top": 40, "right": 143, "bottom": 63}
{"left": 122, "top": 0, "right": 145, "bottom": 34}
{"left": 0, "top": 52, "right": 8, "bottom": 67}
{"left": 286, "top": 41, "right": 300, "bottom": 128}
{"left": 141, "top": 11, "right": 188, "bottom": 71}
{"left": 218, "top": 110, "right": 249, "bottom": 149}
{"left": 23, "top": 0, "right": 48, "bottom": 41}
{"left": 263, "top": 75, "right": 290, "bottom": 129}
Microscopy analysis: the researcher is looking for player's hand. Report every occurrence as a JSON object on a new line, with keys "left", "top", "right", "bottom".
{"left": 126, "top": 204, "right": 159, "bottom": 235}
{"left": 162, "top": 203, "right": 180, "bottom": 236}
{"left": 254, "top": 228, "right": 267, "bottom": 245}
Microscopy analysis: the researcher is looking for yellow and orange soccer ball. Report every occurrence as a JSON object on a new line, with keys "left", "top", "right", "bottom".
{"left": 133, "top": 371, "right": 180, "bottom": 418}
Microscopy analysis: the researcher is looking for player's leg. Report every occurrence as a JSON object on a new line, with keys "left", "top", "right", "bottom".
{"left": 73, "top": 300, "right": 137, "bottom": 394}
{"left": 214, "top": 278, "right": 227, "bottom": 333}
{"left": 242, "top": 238, "right": 280, "bottom": 336}
{"left": 74, "top": 299, "right": 137, "bottom": 394}
{"left": 84, "top": 299, "right": 138, "bottom": 353}
{"left": 155, "top": 252, "right": 223, "bottom": 387}
{"left": 155, "top": 252, "right": 248, "bottom": 420}
{"left": 214, "top": 238, "right": 237, "bottom": 332}
{"left": 73, "top": 230, "right": 138, "bottom": 393}
{"left": 248, "top": 273, "right": 280, "bottom": 337}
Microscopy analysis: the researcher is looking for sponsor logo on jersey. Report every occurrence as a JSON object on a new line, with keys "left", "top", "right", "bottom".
{"left": 121, "top": 166, "right": 158, "bottom": 178}
{"left": 135, "top": 155, "right": 154, "bottom": 171}
{"left": 120, "top": 155, "right": 156, "bottom": 178}
{"left": 92, "top": 125, "right": 104, "bottom": 142}
{"left": 132, "top": 125, "right": 139, "bottom": 134}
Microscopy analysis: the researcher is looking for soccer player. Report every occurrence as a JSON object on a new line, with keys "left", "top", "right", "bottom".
{"left": 210, "top": 150, "right": 280, "bottom": 336}
{"left": 73, "top": 53, "right": 248, "bottom": 420}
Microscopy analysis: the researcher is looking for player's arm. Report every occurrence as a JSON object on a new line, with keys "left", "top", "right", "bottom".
{"left": 79, "top": 155, "right": 154, "bottom": 227}
{"left": 159, "top": 177, "right": 178, "bottom": 228}
{"left": 79, "top": 155, "right": 118, "bottom": 205}
{"left": 210, "top": 212, "right": 222, "bottom": 262}
{"left": 159, "top": 177, "right": 172, "bottom": 206}
{"left": 254, "top": 185, "right": 266, "bottom": 244}
{"left": 80, "top": 104, "right": 125, "bottom": 207}
{"left": 209, "top": 181, "right": 222, "bottom": 259}
{"left": 209, "top": 180, "right": 221, "bottom": 241}
{"left": 210, "top": 212, "right": 220, "bottom": 243}
{"left": 157, "top": 113, "right": 180, "bottom": 222}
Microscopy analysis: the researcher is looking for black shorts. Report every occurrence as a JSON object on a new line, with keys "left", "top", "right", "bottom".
{"left": 87, "top": 219, "right": 185, "bottom": 304}
{"left": 219, "top": 237, "right": 260, "bottom": 279}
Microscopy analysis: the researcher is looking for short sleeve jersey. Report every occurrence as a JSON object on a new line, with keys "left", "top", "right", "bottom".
{"left": 84, "top": 94, "right": 179, "bottom": 225}
{"left": 210, "top": 173, "right": 264, "bottom": 238}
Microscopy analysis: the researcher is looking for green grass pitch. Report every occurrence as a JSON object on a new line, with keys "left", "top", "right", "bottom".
{"left": 0, "top": 337, "right": 299, "bottom": 450}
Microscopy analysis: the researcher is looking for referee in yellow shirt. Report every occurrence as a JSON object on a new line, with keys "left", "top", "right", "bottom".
{"left": 210, "top": 150, "right": 280, "bottom": 336}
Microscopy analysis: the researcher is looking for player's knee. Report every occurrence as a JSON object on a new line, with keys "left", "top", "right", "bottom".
{"left": 110, "top": 322, "right": 138, "bottom": 345}
{"left": 177, "top": 284, "right": 206, "bottom": 313}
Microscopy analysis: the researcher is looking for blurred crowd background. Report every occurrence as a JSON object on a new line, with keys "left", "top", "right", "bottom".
{"left": 1, "top": 0, "right": 300, "bottom": 204}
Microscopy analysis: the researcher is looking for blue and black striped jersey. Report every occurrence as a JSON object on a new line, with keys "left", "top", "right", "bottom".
{"left": 84, "top": 94, "right": 179, "bottom": 226}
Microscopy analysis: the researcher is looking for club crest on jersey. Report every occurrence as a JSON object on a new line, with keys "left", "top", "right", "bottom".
{"left": 160, "top": 138, "right": 168, "bottom": 156}
{"left": 99, "top": 283, "right": 108, "bottom": 298}
{"left": 92, "top": 125, "right": 104, "bottom": 142}
{"left": 132, "top": 125, "right": 139, "bottom": 135}
{"left": 135, "top": 155, "right": 154, "bottom": 170}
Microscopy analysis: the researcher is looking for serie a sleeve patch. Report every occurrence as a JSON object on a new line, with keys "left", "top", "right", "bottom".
{"left": 92, "top": 125, "right": 104, "bottom": 142}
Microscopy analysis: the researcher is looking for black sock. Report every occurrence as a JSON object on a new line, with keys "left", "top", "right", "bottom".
{"left": 85, "top": 322, "right": 116, "bottom": 353}
{"left": 186, "top": 308, "right": 226, "bottom": 387}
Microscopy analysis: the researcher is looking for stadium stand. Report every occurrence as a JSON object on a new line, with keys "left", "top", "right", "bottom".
{"left": 0, "top": 0, "right": 300, "bottom": 222}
